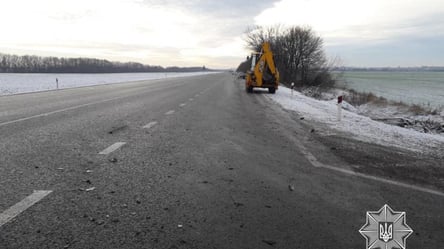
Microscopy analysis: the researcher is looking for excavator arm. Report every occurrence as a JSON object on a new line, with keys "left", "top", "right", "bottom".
{"left": 246, "top": 42, "right": 279, "bottom": 93}
{"left": 253, "top": 42, "right": 278, "bottom": 86}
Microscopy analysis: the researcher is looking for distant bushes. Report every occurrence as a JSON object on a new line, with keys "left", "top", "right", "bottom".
{"left": 0, "top": 53, "right": 208, "bottom": 73}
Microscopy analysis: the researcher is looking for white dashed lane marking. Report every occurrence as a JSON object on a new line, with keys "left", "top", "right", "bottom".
{"left": 179, "top": 103, "right": 186, "bottom": 107}
{"left": 165, "top": 110, "right": 175, "bottom": 115}
{"left": 142, "top": 121, "right": 157, "bottom": 129}
{"left": 99, "top": 142, "right": 126, "bottom": 155}
{"left": 189, "top": 98, "right": 194, "bottom": 101}
{"left": 0, "top": 190, "right": 52, "bottom": 227}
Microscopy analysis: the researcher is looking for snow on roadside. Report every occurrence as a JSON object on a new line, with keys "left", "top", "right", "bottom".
{"left": 267, "top": 86, "right": 444, "bottom": 154}
{"left": 0, "top": 72, "right": 215, "bottom": 96}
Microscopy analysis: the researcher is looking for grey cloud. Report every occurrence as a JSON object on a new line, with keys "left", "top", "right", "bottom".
{"left": 140, "top": 0, "right": 279, "bottom": 35}
{"left": 141, "top": 0, "right": 279, "bottom": 16}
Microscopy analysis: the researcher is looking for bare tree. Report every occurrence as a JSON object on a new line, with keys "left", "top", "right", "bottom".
{"left": 243, "top": 25, "right": 335, "bottom": 88}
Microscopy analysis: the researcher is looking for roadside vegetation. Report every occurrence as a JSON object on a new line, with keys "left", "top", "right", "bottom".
{"left": 344, "top": 88, "right": 440, "bottom": 115}
{"left": 238, "top": 25, "right": 337, "bottom": 89}
{"left": 305, "top": 86, "right": 444, "bottom": 134}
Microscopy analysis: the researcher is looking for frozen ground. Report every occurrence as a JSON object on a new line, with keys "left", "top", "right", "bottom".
{"left": 0, "top": 72, "right": 214, "bottom": 96}
{"left": 338, "top": 71, "right": 444, "bottom": 109}
{"left": 267, "top": 86, "right": 444, "bottom": 154}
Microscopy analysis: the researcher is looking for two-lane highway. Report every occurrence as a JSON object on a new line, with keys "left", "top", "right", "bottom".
{"left": 1, "top": 73, "right": 443, "bottom": 248}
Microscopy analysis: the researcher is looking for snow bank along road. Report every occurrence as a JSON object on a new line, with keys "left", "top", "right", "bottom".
{"left": 0, "top": 73, "right": 443, "bottom": 248}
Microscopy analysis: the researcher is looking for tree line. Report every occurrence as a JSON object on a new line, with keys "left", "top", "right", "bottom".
{"left": 238, "top": 25, "right": 336, "bottom": 88}
{"left": 0, "top": 53, "right": 207, "bottom": 73}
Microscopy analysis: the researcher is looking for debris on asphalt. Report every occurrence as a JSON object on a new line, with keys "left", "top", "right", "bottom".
{"left": 300, "top": 117, "right": 305, "bottom": 120}
{"left": 108, "top": 125, "right": 128, "bottom": 134}
{"left": 262, "top": 239, "right": 277, "bottom": 246}
{"left": 310, "top": 128, "right": 315, "bottom": 133}
{"left": 95, "top": 219, "right": 104, "bottom": 225}
{"left": 109, "top": 158, "right": 118, "bottom": 163}
{"left": 234, "top": 202, "right": 244, "bottom": 207}
{"left": 85, "top": 187, "right": 96, "bottom": 192}
{"left": 288, "top": 184, "right": 295, "bottom": 191}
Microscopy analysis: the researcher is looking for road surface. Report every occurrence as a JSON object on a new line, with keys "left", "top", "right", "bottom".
{"left": 0, "top": 73, "right": 443, "bottom": 248}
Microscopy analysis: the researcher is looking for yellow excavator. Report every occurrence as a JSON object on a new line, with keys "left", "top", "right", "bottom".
{"left": 245, "top": 42, "right": 279, "bottom": 94}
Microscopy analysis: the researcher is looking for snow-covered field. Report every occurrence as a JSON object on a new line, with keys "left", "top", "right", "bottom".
{"left": 339, "top": 71, "right": 444, "bottom": 109}
{"left": 0, "top": 72, "right": 214, "bottom": 95}
{"left": 267, "top": 87, "right": 444, "bottom": 154}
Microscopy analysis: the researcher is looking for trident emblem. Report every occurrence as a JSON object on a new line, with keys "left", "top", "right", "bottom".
{"left": 379, "top": 222, "right": 393, "bottom": 242}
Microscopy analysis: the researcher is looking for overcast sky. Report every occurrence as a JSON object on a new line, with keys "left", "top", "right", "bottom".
{"left": 1, "top": 0, "right": 443, "bottom": 68}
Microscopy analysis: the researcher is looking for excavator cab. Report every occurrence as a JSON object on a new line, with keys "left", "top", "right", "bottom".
{"left": 245, "top": 42, "right": 279, "bottom": 94}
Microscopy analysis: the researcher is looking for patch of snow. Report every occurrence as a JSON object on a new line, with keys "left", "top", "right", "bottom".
{"left": 337, "top": 100, "right": 357, "bottom": 113}
{"left": 267, "top": 86, "right": 444, "bottom": 154}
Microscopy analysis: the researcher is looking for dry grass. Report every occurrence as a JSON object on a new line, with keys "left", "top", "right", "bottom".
{"left": 345, "top": 89, "right": 388, "bottom": 106}
{"left": 344, "top": 89, "right": 440, "bottom": 116}
{"left": 299, "top": 86, "right": 442, "bottom": 116}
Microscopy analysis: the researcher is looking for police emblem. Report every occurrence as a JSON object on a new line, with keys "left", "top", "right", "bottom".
{"left": 359, "top": 204, "right": 413, "bottom": 249}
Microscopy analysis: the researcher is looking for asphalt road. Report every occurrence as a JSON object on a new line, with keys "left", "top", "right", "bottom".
{"left": 0, "top": 73, "right": 443, "bottom": 249}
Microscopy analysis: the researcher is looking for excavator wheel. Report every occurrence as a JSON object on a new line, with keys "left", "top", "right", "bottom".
{"left": 246, "top": 86, "right": 253, "bottom": 93}
{"left": 268, "top": 87, "right": 276, "bottom": 94}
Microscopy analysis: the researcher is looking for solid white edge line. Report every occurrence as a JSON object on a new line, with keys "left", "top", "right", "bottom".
{"left": 322, "top": 163, "right": 444, "bottom": 198}
{"left": 99, "top": 142, "right": 126, "bottom": 155}
{"left": 0, "top": 190, "right": 52, "bottom": 227}
{"left": 300, "top": 145, "right": 444, "bottom": 198}
{"left": 288, "top": 133, "right": 444, "bottom": 197}
{"left": 142, "top": 121, "right": 158, "bottom": 129}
